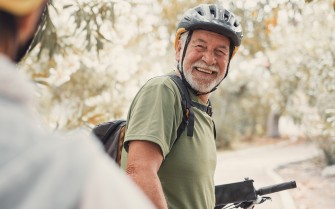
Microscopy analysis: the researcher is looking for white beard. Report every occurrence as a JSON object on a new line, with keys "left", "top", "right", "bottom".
{"left": 181, "top": 60, "right": 223, "bottom": 93}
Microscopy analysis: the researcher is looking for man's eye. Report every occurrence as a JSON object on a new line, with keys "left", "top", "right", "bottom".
{"left": 196, "top": 45, "right": 205, "bottom": 49}
{"left": 216, "top": 50, "right": 227, "bottom": 56}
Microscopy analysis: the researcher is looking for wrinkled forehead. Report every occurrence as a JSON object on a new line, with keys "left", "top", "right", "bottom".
{"left": 191, "top": 30, "right": 231, "bottom": 46}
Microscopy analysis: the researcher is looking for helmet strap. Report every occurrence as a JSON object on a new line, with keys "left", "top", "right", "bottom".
{"left": 178, "top": 31, "right": 192, "bottom": 76}
{"left": 178, "top": 31, "right": 203, "bottom": 96}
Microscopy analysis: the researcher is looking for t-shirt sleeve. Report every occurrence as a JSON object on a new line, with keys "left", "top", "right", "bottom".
{"left": 124, "top": 78, "right": 182, "bottom": 158}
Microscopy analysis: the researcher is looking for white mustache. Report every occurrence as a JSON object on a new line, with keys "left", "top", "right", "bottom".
{"left": 191, "top": 61, "right": 219, "bottom": 73}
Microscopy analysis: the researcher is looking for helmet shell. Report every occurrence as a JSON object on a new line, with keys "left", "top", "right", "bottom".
{"left": 175, "top": 4, "right": 243, "bottom": 57}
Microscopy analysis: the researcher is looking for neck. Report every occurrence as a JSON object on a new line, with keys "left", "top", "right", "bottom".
{"left": 198, "top": 94, "right": 210, "bottom": 104}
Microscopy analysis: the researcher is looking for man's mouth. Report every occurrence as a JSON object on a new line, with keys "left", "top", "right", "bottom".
{"left": 194, "top": 67, "right": 216, "bottom": 74}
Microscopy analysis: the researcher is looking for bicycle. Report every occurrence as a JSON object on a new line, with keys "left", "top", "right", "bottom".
{"left": 215, "top": 178, "right": 297, "bottom": 209}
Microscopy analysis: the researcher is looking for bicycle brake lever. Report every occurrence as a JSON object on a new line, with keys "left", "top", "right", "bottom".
{"left": 256, "top": 196, "right": 271, "bottom": 204}
{"left": 239, "top": 196, "right": 272, "bottom": 208}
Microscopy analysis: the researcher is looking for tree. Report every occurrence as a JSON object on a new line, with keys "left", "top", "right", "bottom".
{"left": 267, "top": 0, "right": 335, "bottom": 138}
{"left": 21, "top": 0, "right": 334, "bottom": 151}
{"left": 212, "top": 0, "right": 334, "bottom": 144}
{"left": 22, "top": 0, "right": 171, "bottom": 130}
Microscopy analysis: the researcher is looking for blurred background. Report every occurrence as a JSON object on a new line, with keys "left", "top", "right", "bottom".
{"left": 20, "top": 0, "right": 334, "bottom": 165}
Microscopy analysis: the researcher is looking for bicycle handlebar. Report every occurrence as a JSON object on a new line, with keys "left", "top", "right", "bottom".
{"left": 215, "top": 179, "right": 297, "bottom": 208}
{"left": 256, "top": 181, "right": 296, "bottom": 196}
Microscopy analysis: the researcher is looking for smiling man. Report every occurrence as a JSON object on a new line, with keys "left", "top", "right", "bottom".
{"left": 120, "top": 4, "right": 243, "bottom": 209}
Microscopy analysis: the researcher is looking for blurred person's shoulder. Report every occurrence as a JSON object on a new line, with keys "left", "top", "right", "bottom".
{"left": 0, "top": 54, "right": 35, "bottom": 106}
{"left": 0, "top": 55, "right": 155, "bottom": 209}
{"left": 79, "top": 133, "right": 156, "bottom": 209}
{"left": 45, "top": 128, "right": 157, "bottom": 209}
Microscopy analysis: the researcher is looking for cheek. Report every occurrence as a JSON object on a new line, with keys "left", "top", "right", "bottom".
{"left": 182, "top": 54, "right": 192, "bottom": 69}
{"left": 184, "top": 51, "right": 201, "bottom": 65}
{"left": 218, "top": 61, "right": 229, "bottom": 74}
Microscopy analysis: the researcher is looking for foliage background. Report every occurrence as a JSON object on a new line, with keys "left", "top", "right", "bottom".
{"left": 21, "top": 0, "right": 335, "bottom": 162}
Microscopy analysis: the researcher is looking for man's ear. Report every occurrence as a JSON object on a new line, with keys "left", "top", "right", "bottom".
{"left": 175, "top": 40, "right": 182, "bottom": 62}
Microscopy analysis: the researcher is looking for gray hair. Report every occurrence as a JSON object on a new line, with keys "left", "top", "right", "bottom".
{"left": 179, "top": 31, "right": 189, "bottom": 48}
{"left": 176, "top": 31, "right": 189, "bottom": 69}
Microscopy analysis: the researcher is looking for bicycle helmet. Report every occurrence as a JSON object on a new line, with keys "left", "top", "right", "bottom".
{"left": 175, "top": 4, "right": 243, "bottom": 58}
{"left": 0, "top": 0, "right": 45, "bottom": 16}
{"left": 175, "top": 4, "right": 243, "bottom": 95}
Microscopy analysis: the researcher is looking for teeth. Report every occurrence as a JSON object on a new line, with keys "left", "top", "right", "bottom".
{"left": 196, "top": 67, "right": 212, "bottom": 74}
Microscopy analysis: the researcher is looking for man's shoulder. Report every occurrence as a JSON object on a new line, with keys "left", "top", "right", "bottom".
{"left": 144, "top": 74, "right": 180, "bottom": 93}
{"left": 147, "top": 74, "right": 175, "bottom": 84}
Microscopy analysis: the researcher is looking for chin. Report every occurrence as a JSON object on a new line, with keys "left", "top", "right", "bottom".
{"left": 185, "top": 73, "right": 218, "bottom": 93}
{"left": 189, "top": 80, "right": 214, "bottom": 93}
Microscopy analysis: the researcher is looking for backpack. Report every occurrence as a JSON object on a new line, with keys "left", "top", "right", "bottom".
{"left": 91, "top": 75, "right": 214, "bottom": 166}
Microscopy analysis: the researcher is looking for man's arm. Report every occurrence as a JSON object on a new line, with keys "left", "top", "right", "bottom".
{"left": 126, "top": 140, "right": 168, "bottom": 209}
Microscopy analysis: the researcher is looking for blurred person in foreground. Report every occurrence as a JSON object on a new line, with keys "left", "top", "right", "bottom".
{"left": 0, "top": 0, "right": 155, "bottom": 209}
{"left": 120, "top": 3, "right": 243, "bottom": 209}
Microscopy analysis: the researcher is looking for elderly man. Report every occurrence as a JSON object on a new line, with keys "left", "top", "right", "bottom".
{"left": 121, "top": 3, "right": 243, "bottom": 209}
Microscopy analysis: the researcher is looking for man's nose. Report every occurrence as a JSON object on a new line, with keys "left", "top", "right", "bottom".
{"left": 201, "top": 51, "right": 216, "bottom": 66}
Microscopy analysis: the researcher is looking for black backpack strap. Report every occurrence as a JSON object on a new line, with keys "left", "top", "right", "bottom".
{"left": 168, "top": 75, "right": 215, "bottom": 142}
{"left": 168, "top": 75, "right": 194, "bottom": 138}
{"left": 192, "top": 100, "right": 213, "bottom": 116}
{"left": 101, "top": 120, "right": 126, "bottom": 143}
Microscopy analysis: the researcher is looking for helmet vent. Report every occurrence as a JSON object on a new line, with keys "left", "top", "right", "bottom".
{"left": 195, "top": 8, "right": 203, "bottom": 16}
{"left": 209, "top": 5, "right": 217, "bottom": 18}
{"left": 224, "top": 10, "right": 230, "bottom": 21}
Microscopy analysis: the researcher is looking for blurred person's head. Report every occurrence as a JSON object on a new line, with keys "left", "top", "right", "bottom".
{"left": 174, "top": 4, "right": 243, "bottom": 95}
{"left": 0, "top": 0, "right": 47, "bottom": 63}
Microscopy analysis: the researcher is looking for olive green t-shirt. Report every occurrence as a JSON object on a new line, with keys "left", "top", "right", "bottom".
{"left": 121, "top": 75, "right": 216, "bottom": 209}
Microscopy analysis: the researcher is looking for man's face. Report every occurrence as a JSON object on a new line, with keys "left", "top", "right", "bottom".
{"left": 176, "top": 30, "right": 230, "bottom": 93}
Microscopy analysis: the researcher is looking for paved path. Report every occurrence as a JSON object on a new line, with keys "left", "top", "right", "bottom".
{"left": 214, "top": 141, "right": 319, "bottom": 209}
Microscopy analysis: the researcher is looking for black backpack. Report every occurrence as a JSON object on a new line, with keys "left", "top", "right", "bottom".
{"left": 91, "top": 75, "right": 214, "bottom": 165}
